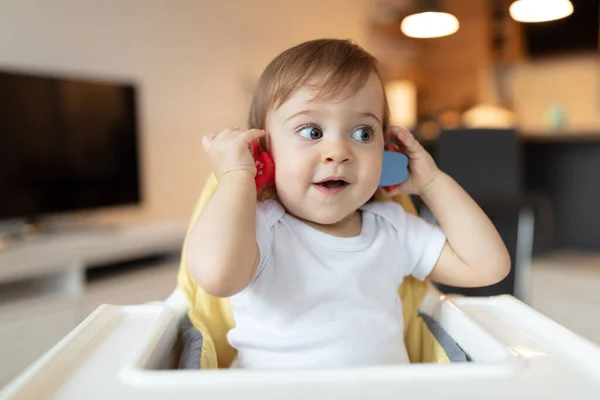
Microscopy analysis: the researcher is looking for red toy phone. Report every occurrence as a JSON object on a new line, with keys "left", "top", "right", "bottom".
{"left": 251, "top": 139, "right": 275, "bottom": 195}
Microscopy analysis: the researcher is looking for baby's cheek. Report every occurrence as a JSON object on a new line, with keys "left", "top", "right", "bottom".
{"left": 274, "top": 167, "right": 295, "bottom": 193}
{"left": 363, "top": 158, "right": 383, "bottom": 193}
{"left": 277, "top": 154, "right": 303, "bottom": 176}
{"left": 365, "top": 155, "right": 383, "bottom": 177}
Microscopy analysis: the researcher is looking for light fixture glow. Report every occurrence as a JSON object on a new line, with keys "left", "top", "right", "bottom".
{"left": 401, "top": 11, "right": 460, "bottom": 39}
{"left": 509, "top": 0, "right": 574, "bottom": 23}
{"left": 385, "top": 80, "right": 417, "bottom": 128}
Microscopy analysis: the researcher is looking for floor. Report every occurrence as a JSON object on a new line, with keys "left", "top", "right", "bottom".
{"left": 529, "top": 252, "right": 600, "bottom": 345}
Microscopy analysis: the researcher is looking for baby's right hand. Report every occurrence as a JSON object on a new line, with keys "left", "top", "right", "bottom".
{"left": 202, "top": 127, "right": 266, "bottom": 180}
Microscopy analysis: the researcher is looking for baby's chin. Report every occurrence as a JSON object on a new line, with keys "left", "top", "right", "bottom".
{"left": 308, "top": 213, "right": 351, "bottom": 226}
{"left": 277, "top": 187, "right": 377, "bottom": 226}
{"left": 283, "top": 203, "right": 359, "bottom": 226}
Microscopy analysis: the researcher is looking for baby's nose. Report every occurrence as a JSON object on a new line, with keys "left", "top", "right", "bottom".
{"left": 322, "top": 139, "right": 353, "bottom": 164}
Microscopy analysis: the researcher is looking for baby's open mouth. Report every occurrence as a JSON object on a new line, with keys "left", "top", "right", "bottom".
{"left": 316, "top": 180, "right": 348, "bottom": 189}
{"left": 312, "top": 178, "right": 350, "bottom": 195}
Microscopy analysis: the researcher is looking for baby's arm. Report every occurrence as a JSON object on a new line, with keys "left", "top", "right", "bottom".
{"left": 185, "top": 128, "right": 265, "bottom": 297}
{"left": 389, "top": 128, "right": 510, "bottom": 287}
{"left": 421, "top": 172, "right": 510, "bottom": 287}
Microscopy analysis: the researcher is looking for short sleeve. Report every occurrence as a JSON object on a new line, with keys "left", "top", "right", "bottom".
{"left": 255, "top": 199, "right": 284, "bottom": 277}
{"left": 362, "top": 201, "right": 446, "bottom": 281}
{"left": 402, "top": 211, "right": 447, "bottom": 280}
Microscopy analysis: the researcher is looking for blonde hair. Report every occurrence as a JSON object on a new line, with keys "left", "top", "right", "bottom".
{"left": 248, "top": 39, "right": 389, "bottom": 132}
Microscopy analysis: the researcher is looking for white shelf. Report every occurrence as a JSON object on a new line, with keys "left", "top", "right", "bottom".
{"left": 0, "top": 221, "right": 187, "bottom": 284}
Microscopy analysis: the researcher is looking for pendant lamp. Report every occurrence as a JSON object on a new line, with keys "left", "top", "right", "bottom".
{"left": 401, "top": 0, "right": 460, "bottom": 39}
{"left": 509, "top": 0, "right": 574, "bottom": 23}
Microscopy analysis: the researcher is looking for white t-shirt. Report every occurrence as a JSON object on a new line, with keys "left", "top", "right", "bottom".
{"left": 227, "top": 199, "right": 446, "bottom": 369}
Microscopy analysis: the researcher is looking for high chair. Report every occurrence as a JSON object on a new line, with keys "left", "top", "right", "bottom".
{"left": 3, "top": 174, "right": 600, "bottom": 400}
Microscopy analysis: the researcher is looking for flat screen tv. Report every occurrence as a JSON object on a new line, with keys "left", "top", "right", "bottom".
{"left": 0, "top": 69, "right": 141, "bottom": 221}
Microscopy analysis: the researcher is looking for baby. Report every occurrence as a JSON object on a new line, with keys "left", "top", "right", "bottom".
{"left": 187, "top": 39, "right": 510, "bottom": 369}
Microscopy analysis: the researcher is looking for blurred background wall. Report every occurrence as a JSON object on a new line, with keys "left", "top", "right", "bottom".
{"left": 2, "top": 0, "right": 598, "bottom": 224}
{"left": 0, "top": 0, "right": 373, "bottom": 223}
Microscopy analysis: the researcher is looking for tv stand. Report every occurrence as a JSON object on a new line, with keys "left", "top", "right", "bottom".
{"left": 0, "top": 221, "right": 186, "bottom": 283}
{"left": 0, "top": 218, "right": 126, "bottom": 250}
{"left": 0, "top": 219, "right": 34, "bottom": 249}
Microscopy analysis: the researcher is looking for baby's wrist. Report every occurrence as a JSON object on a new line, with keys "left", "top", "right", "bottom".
{"left": 418, "top": 170, "right": 445, "bottom": 199}
{"left": 219, "top": 169, "right": 256, "bottom": 186}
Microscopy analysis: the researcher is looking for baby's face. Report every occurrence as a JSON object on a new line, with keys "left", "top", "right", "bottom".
{"left": 265, "top": 73, "right": 385, "bottom": 225}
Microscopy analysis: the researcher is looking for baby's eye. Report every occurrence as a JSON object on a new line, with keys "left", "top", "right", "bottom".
{"left": 298, "top": 126, "right": 323, "bottom": 140}
{"left": 351, "top": 126, "right": 374, "bottom": 142}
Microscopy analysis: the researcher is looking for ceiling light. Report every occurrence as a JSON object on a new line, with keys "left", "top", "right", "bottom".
{"left": 509, "top": 0, "right": 574, "bottom": 23}
{"left": 401, "top": 11, "right": 460, "bottom": 38}
{"left": 400, "top": 1, "right": 459, "bottom": 39}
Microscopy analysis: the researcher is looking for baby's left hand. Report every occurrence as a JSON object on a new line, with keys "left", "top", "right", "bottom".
{"left": 381, "top": 126, "right": 442, "bottom": 197}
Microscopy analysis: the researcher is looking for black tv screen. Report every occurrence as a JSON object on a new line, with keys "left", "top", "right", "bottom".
{"left": 0, "top": 70, "right": 141, "bottom": 220}
{"left": 522, "top": 0, "right": 599, "bottom": 57}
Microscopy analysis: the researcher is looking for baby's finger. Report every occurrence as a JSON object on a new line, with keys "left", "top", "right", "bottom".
{"left": 388, "top": 125, "right": 409, "bottom": 136}
{"left": 386, "top": 126, "right": 408, "bottom": 152}
{"left": 394, "top": 127, "right": 421, "bottom": 154}
{"left": 201, "top": 132, "right": 218, "bottom": 152}
{"left": 242, "top": 129, "right": 266, "bottom": 143}
{"left": 219, "top": 126, "right": 242, "bottom": 139}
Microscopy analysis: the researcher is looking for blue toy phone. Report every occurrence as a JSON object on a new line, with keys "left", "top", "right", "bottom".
{"left": 379, "top": 151, "right": 409, "bottom": 187}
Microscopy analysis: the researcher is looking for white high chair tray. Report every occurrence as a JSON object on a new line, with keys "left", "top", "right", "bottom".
{"left": 2, "top": 291, "right": 600, "bottom": 400}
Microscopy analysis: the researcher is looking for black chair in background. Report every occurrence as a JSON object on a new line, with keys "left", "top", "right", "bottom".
{"left": 420, "top": 129, "right": 535, "bottom": 301}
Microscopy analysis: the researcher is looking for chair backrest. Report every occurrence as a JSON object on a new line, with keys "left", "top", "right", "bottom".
{"left": 433, "top": 129, "right": 524, "bottom": 297}
{"left": 436, "top": 129, "right": 522, "bottom": 205}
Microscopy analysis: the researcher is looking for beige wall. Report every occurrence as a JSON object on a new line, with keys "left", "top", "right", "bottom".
{"left": 0, "top": 0, "right": 372, "bottom": 224}
{"left": 509, "top": 55, "right": 600, "bottom": 133}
